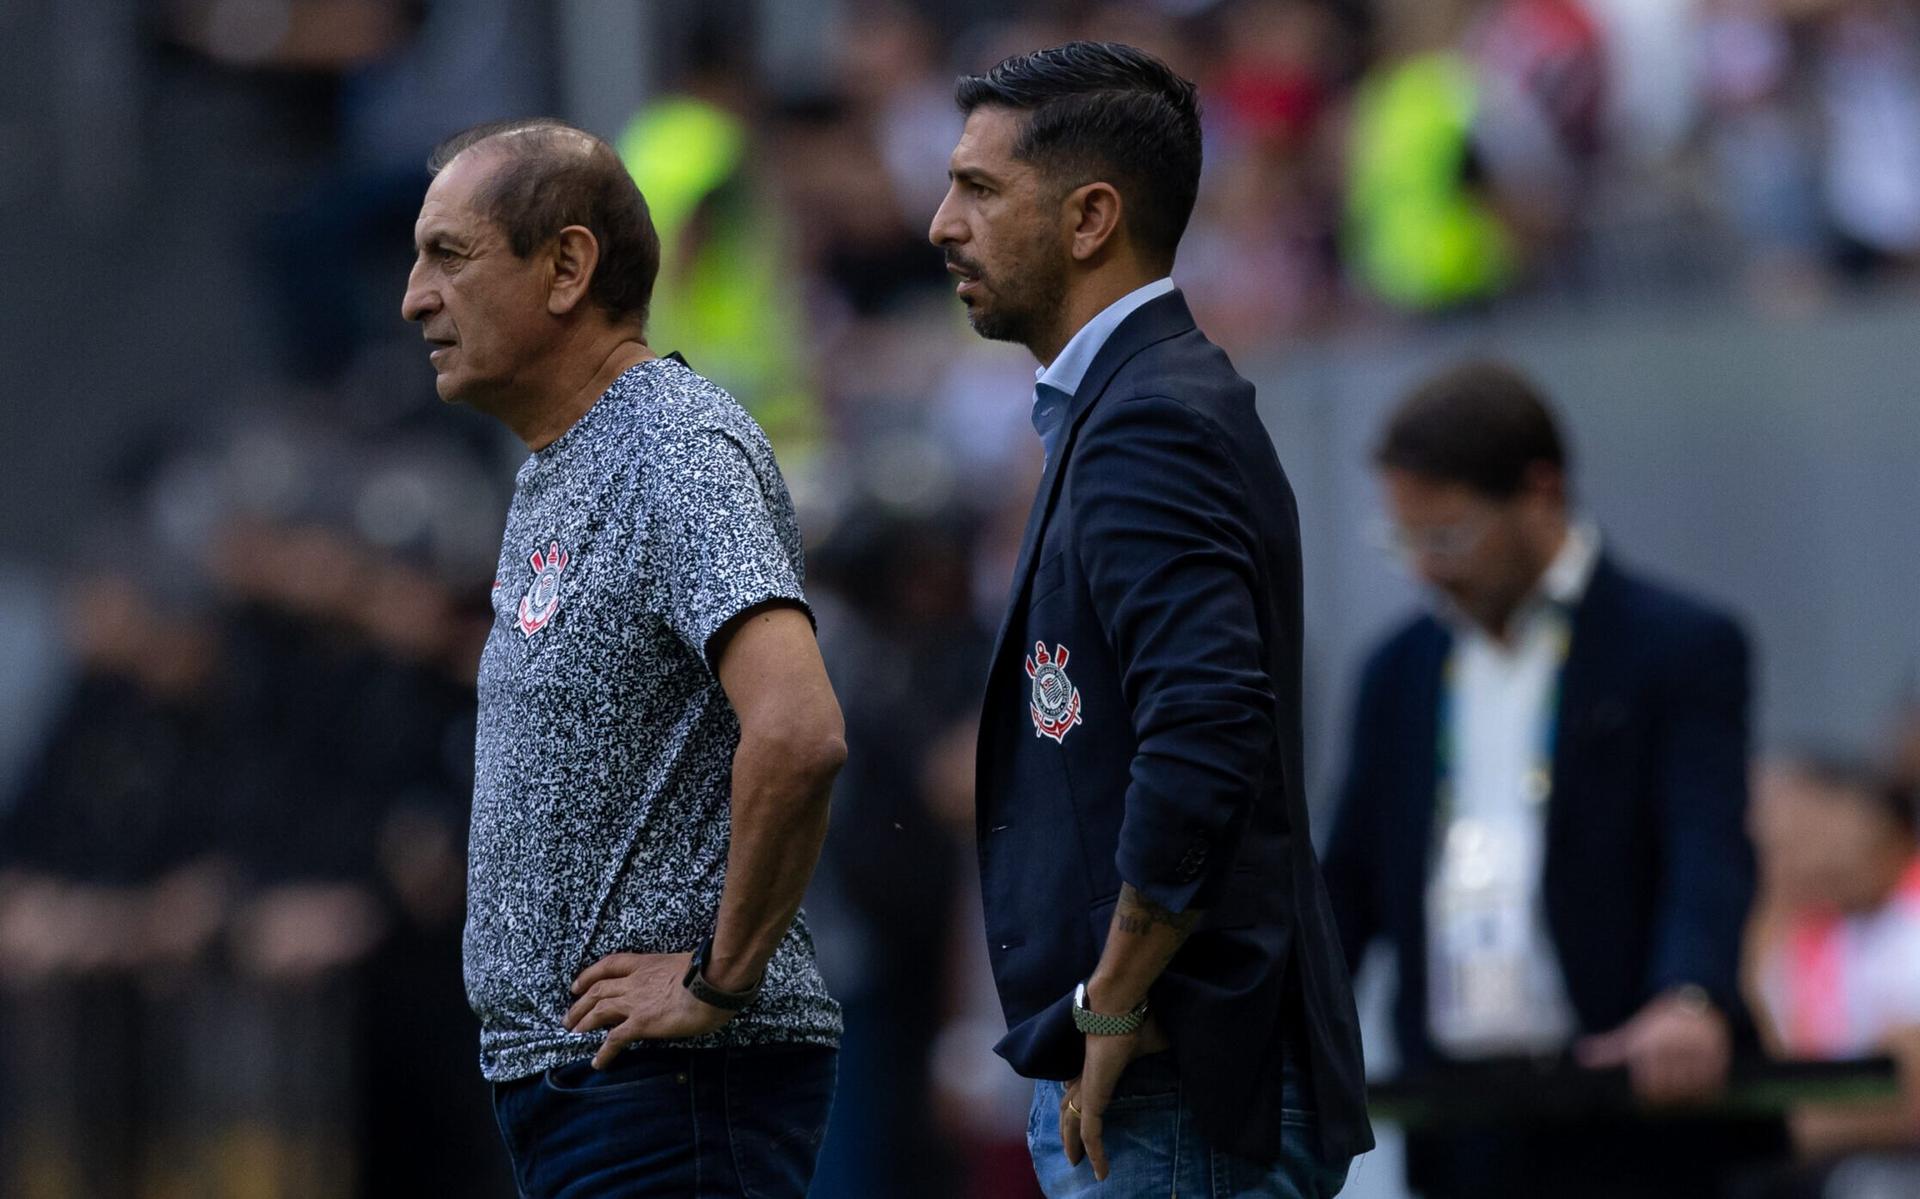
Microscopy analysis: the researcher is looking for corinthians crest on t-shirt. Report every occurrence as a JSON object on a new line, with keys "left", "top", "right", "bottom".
{"left": 517, "top": 540, "right": 570, "bottom": 637}
{"left": 1025, "top": 640, "right": 1083, "bottom": 743}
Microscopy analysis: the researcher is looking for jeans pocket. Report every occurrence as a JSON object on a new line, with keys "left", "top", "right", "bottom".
{"left": 1104, "top": 1051, "right": 1181, "bottom": 1108}
{"left": 491, "top": 1080, "right": 537, "bottom": 1198}
{"left": 541, "top": 1052, "right": 686, "bottom": 1099}
{"left": 1029, "top": 1079, "right": 1067, "bottom": 1169}
{"left": 728, "top": 1047, "right": 837, "bottom": 1199}
{"left": 511, "top": 1056, "right": 699, "bottom": 1195}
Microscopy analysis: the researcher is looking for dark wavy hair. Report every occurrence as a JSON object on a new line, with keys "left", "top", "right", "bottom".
{"left": 1375, "top": 360, "right": 1570, "bottom": 499}
{"left": 428, "top": 119, "right": 662, "bottom": 328}
{"left": 955, "top": 42, "right": 1203, "bottom": 272}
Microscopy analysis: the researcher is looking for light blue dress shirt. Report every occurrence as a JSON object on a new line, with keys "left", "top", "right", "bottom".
{"left": 1030, "top": 276, "right": 1177, "bottom": 463}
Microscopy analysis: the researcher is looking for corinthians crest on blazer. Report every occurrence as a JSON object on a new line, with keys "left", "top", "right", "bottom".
{"left": 974, "top": 288, "right": 1373, "bottom": 1164}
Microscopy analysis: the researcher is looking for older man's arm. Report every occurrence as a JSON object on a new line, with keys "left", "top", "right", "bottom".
{"left": 567, "top": 602, "right": 845, "bottom": 1064}
{"left": 702, "top": 602, "right": 847, "bottom": 989}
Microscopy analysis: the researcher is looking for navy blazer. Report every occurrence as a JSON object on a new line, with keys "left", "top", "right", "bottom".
{"left": 975, "top": 290, "right": 1373, "bottom": 1163}
{"left": 1322, "top": 553, "right": 1757, "bottom": 1074}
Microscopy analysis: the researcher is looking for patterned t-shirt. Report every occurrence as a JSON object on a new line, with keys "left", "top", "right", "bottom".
{"left": 464, "top": 356, "right": 841, "bottom": 1082}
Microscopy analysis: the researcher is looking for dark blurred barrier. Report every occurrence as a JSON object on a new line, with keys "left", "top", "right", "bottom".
{"left": 0, "top": 962, "right": 509, "bottom": 1198}
{"left": 1370, "top": 1056, "right": 1900, "bottom": 1130}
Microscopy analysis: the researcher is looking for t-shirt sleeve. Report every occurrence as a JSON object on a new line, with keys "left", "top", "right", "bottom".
{"left": 645, "top": 424, "right": 810, "bottom": 673}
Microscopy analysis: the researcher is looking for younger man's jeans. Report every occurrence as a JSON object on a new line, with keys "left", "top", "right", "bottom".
{"left": 1028, "top": 1051, "right": 1349, "bottom": 1199}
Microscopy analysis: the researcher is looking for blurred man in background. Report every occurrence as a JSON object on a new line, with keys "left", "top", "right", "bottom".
{"left": 935, "top": 41, "right": 1372, "bottom": 1197}
{"left": 1743, "top": 755, "right": 1920, "bottom": 1198}
{"left": 402, "top": 119, "right": 847, "bottom": 1198}
{"left": 1324, "top": 360, "right": 1771, "bottom": 1198}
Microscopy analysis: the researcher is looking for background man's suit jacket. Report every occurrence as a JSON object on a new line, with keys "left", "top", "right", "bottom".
{"left": 1322, "top": 553, "right": 1767, "bottom": 1193}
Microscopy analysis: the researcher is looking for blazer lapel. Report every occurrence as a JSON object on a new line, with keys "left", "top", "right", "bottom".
{"left": 1408, "top": 623, "right": 1450, "bottom": 871}
{"left": 983, "top": 291, "right": 1199, "bottom": 672}
{"left": 1544, "top": 554, "right": 1628, "bottom": 892}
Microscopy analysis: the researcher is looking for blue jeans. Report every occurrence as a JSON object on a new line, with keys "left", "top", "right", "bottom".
{"left": 491, "top": 1044, "right": 836, "bottom": 1198}
{"left": 1028, "top": 1052, "right": 1349, "bottom": 1199}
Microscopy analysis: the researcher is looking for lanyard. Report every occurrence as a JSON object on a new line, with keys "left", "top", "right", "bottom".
{"left": 1434, "top": 611, "right": 1573, "bottom": 835}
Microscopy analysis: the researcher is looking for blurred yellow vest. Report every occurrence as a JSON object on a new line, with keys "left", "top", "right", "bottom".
{"left": 618, "top": 97, "right": 818, "bottom": 463}
{"left": 1346, "top": 54, "right": 1515, "bottom": 310}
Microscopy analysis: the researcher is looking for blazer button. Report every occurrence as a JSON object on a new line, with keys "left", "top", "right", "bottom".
{"left": 1176, "top": 839, "right": 1208, "bottom": 881}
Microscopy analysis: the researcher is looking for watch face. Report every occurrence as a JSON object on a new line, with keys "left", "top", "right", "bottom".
{"left": 1070, "top": 981, "right": 1149, "bottom": 1036}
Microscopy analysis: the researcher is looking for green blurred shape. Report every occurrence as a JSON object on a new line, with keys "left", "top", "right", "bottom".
{"left": 1346, "top": 53, "right": 1515, "bottom": 311}
{"left": 618, "top": 97, "right": 819, "bottom": 465}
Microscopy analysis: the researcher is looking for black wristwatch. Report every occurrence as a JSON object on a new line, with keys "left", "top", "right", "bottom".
{"left": 682, "top": 936, "right": 762, "bottom": 1013}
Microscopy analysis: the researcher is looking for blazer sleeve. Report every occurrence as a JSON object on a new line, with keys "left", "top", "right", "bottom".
{"left": 1070, "top": 394, "right": 1276, "bottom": 913}
{"left": 1322, "top": 647, "right": 1391, "bottom": 971}
{"left": 1645, "top": 609, "right": 1756, "bottom": 1018}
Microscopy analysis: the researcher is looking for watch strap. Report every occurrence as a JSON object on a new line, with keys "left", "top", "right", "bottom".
{"left": 1072, "top": 980, "right": 1149, "bottom": 1036}
{"left": 682, "top": 936, "right": 761, "bottom": 1013}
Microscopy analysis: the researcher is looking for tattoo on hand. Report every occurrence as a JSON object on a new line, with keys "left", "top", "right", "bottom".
{"left": 1113, "top": 884, "right": 1201, "bottom": 938}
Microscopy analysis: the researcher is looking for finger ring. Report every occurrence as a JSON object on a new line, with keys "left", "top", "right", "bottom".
{"left": 1066, "top": 1099, "right": 1082, "bottom": 1117}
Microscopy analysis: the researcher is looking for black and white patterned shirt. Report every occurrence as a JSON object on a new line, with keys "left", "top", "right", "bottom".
{"left": 464, "top": 357, "right": 840, "bottom": 1082}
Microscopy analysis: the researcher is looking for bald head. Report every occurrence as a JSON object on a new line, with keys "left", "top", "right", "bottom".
{"left": 427, "top": 118, "right": 661, "bottom": 328}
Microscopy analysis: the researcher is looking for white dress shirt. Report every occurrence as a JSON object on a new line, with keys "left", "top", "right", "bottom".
{"left": 1428, "top": 524, "right": 1599, "bottom": 1058}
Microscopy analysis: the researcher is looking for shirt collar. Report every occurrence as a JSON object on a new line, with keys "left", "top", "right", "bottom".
{"left": 1440, "top": 521, "right": 1601, "bottom": 641}
{"left": 1539, "top": 521, "right": 1600, "bottom": 609}
{"left": 1033, "top": 277, "right": 1177, "bottom": 402}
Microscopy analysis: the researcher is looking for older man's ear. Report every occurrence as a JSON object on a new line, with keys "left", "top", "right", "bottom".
{"left": 546, "top": 226, "right": 602, "bottom": 318}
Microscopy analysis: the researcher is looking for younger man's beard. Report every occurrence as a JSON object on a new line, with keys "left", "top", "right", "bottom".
{"left": 966, "top": 251, "right": 1068, "bottom": 353}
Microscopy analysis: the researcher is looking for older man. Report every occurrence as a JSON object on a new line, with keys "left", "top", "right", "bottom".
{"left": 402, "top": 119, "right": 846, "bottom": 1199}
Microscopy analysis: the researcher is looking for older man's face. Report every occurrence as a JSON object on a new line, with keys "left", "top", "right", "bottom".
{"left": 401, "top": 150, "right": 551, "bottom": 407}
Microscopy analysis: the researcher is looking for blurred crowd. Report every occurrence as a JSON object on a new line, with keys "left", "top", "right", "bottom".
{"left": 1744, "top": 743, "right": 1920, "bottom": 1198}
{"left": 0, "top": 411, "right": 513, "bottom": 1195}
{"left": 6, "top": 0, "right": 1920, "bottom": 1196}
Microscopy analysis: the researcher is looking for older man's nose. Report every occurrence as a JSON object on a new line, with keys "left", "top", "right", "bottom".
{"left": 401, "top": 267, "right": 436, "bottom": 323}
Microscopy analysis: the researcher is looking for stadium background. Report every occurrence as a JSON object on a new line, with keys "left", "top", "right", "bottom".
{"left": 0, "top": 0, "right": 1917, "bottom": 1196}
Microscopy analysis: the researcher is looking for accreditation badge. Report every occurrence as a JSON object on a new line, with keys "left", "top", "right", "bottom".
{"left": 1426, "top": 817, "right": 1541, "bottom": 1054}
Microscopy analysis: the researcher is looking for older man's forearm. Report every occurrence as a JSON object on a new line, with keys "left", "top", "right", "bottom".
{"left": 704, "top": 729, "right": 845, "bottom": 994}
